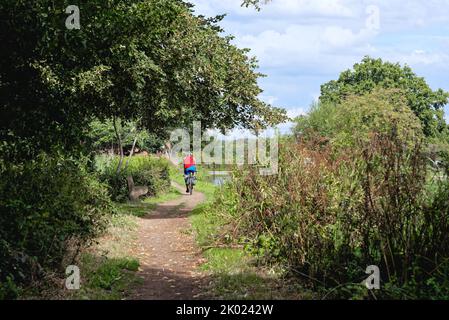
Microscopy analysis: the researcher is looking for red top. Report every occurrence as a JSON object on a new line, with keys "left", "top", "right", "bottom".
{"left": 183, "top": 155, "right": 196, "bottom": 169}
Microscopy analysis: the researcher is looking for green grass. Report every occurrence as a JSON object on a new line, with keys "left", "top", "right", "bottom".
{"left": 23, "top": 174, "right": 192, "bottom": 300}
{"left": 115, "top": 186, "right": 182, "bottom": 217}
{"left": 143, "top": 187, "right": 183, "bottom": 204}
{"left": 69, "top": 185, "right": 185, "bottom": 300}
{"left": 63, "top": 164, "right": 304, "bottom": 300}
{"left": 190, "top": 201, "right": 290, "bottom": 299}
{"left": 169, "top": 165, "right": 216, "bottom": 200}
{"left": 63, "top": 212, "right": 142, "bottom": 300}
{"left": 200, "top": 248, "right": 247, "bottom": 273}
{"left": 70, "top": 255, "right": 142, "bottom": 300}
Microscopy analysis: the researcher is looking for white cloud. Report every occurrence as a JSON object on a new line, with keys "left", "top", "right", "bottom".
{"left": 321, "top": 26, "right": 377, "bottom": 48}
{"left": 192, "top": 0, "right": 449, "bottom": 77}
{"left": 191, "top": 0, "right": 449, "bottom": 115}
{"left": 260, "top": 95, "right": 279, "bottom": 105}
{"left": 261, "top": 0, "right": 355, "bottom": 18}
{"left": 235, "top": 22, "right": 377, "bottom": 77}
{"left": 286, "top": 107, "right": 306, "bottom": 119}
{"left": 398, "top": 51, "right": 449, "bottom": 67}
{"left": 193, "top": 0, "right": 355, "bottom": 18}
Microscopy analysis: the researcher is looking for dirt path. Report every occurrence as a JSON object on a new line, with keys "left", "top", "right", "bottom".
{"left": 129, "top": 182, "right": 210, "bottom": 300}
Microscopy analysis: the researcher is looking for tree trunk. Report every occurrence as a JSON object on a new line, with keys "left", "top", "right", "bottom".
{"left": 124, "top": 136, "right": 138, "bottom": 171}
{"left": 113, "top": 116, "right": 124, "bottom": 174}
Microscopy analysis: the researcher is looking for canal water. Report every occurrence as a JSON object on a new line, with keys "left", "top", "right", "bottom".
{"left": 208, "top": 171, "right": 231, "bottom": 186}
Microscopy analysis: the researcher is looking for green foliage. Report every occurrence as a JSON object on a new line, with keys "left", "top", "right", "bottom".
{"left": 214, "top": 90, "right": 449, "bottom": 299}
{"left": 296, "top": 89, "right": 424, "bottom": 149}
{"left": 62, "top": 208, "right": 141, "bottom": 300}
{"left": 241, "top": 0, "right": 273, "bottom": 10}
{"left": 96, "top": 155, "right": 171, "bottom": 202}
{"left": 0, "top": 276, "right": 21, "bottom": 300}
{"left": 297, "top": 88, "right": 449, "bottom": 174}
{"left": 294, "top": 102, "right": 337, "bottom": 139}
{"left": 0, "top": 0, "right": 286, "bottom": 299}
{"left": 0, "top": 0, "right": 286, "bottom": 161}
{"left": 87, "top": 257, "right": 139, "bottom": 290}
{"left": 72, "top": 254, "right": 141, "bottom": 300}
{"left": 320, "top": 57, "right": 449, "bottom": 138}
{"left": 0, "top": 154, "right": 113, "bottom": 298}
{"left": 87, "top": 118, "right": 164, "bottom": 153}
{"left": 189, "top": 177, "right": 306, "bottom": 300}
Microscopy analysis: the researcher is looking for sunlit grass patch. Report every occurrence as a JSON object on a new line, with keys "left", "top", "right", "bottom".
{"left": 201, "top": 248, "right": 247, "bottom": 273}
{"left": 200, "top": 247, "right": 305, "bottom": 300}
{"left": 143, "top": 186, "right": 182, "bottom": 204}
{"left": 115, "top": 186, "right": 183, "bottom": 217}
{"left": 71, "top": 254, "right": 141, "bottom": 300}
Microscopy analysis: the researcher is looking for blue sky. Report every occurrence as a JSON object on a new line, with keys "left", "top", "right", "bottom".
{"left": 191, "top": 0, "right": 449, "bottom": 130}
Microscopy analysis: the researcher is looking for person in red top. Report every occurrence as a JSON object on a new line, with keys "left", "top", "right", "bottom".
{"left": 183, "top": 153, "right": 197, "bottom": 193}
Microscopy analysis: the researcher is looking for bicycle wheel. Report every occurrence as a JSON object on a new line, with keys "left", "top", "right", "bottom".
{"left": 189, "top": 174, "right": 193, "bottom": 195}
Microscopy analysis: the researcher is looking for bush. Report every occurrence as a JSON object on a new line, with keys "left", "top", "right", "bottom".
{"left": 295, "top": 89, "right": 423, "bottom": 149}
{"left": 212, "top": 90, "right": 449, "bottom": 299}
{"left": 0, "top": 153, "right": 113, "bottom": 299}
{"left": 96, "top": 155, "right": 171, "bottom": 202}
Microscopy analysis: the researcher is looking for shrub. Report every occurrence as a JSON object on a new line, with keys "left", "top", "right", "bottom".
{"left": 96, "top": 155, "right": 171, "bottom": 202}
{"left": 0, "top": 153, "right": 113, "bottom": 299}
{"left": 212, "top": 90, "right": 449, "bottom": 299}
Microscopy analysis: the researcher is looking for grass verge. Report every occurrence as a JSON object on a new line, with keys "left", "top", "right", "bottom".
{"left": 66, "top": 213, "right": 142, "bottom": 300}
{"left": 190, "top": 201, "right": 306, "bottom": 300}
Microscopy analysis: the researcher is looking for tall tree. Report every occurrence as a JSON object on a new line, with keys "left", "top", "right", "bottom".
{"left": 320, "top": 57, "right": 449, "bottom": 138}
{"left": 0, "top": 0, "right": 286, "bottom": 160}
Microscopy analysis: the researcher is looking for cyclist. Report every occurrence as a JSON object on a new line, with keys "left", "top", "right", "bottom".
{"left": 183, "top": 152, "right": 197, "bottom": 193}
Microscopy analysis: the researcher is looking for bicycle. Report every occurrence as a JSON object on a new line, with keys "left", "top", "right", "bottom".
{"left": 186, "top": 172, "right": 195, "bottom": 195}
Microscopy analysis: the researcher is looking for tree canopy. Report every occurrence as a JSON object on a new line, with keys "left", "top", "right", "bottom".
{"left": 241, "top": 0, "right": 272, "bottom": 10}
{"left": 296, "top": 89, "right": 424, "bottom": 150}
{"left": 320, "top": 57, "right": 449, "bottom": 138}
{"left": 0, "top": 0, "right": 286, "bottom": 160}
{"left": 87, "top": 118, "right": 164, "bottom": 153}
